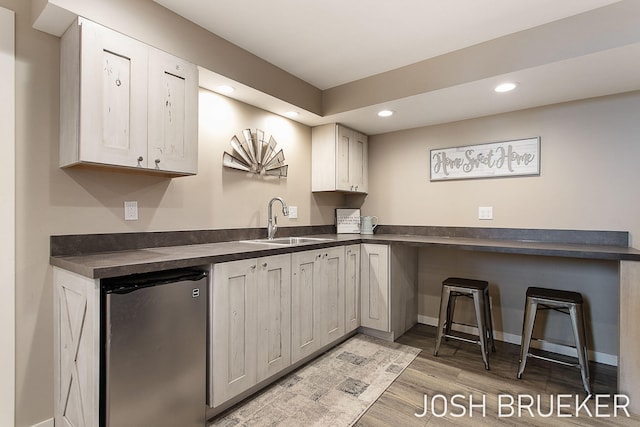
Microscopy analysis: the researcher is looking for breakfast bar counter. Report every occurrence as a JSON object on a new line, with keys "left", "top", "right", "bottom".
{"left": 50, "top": 228, "right": 640, "bottom": 279}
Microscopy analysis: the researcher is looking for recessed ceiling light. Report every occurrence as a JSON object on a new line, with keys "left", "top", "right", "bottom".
{"left": 284, "top": 111, "right": 299, "bottom": 118}
{"left": 377, "top": 110, "right": 394, "bottom": 117}
{"left": 494, "top": 82, "right": 517, "bottom": 93}
{"left": 217, "top": 85, "right": 235, "bottom": 94}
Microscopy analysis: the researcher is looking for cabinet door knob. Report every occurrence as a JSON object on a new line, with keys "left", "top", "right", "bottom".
{"left": 154, "top": 159, "right": 161, "bottom": 168}
{"left": 262, "top": 262, "right": 268, "bottom": 268}
{"left": 250, "top": 265, "right": 256, "bottom": 271}
{"left": 137, "top": 156, "right": 144, "bottom": 166}
{"left": 355, "top": 186, "right": 358, "bottom": 191}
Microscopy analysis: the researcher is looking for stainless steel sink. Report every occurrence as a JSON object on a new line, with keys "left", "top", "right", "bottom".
{"left": 241, "top": 237, "right": 332, "bottom": 246}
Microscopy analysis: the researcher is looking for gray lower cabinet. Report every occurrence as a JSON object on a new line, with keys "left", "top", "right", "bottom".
{"left": 209, "top": 254, "right": 291, "bottom": 408}
{"left": 291, "top": 246, "right": 346, "bottom": 364}
{"left": 361, "top": 244, "right": 390, "bottom": 332}
{"left": 360, "top": 243, "right": 418, "bottom": 341}
{"left": 345, "top": 244, "right": 361, "bottom": 333}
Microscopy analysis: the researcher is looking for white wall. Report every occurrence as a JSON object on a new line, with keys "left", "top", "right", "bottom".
{"left": 0, "top": 6, "right": 15, "bottom": 427}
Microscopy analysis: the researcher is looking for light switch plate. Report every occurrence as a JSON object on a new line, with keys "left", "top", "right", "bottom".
{"left": 478, "top": 206, "right": 493, "bottom": 220}
{"left": 124, "top": 201, "right": 138, "bottom": 221}
{"left": 288, "top": 206, "right": 298, "bottom": 219}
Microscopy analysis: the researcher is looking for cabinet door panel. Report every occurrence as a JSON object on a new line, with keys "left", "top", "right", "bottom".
{"left": 80, "top": 19, "right": 148, "bottom": 167}
{"left": 291, "top": 251, "right": 322, "bottom": 363}
{"left": 321, "top": 247, "right": 345, "bottom": 345}
{"left": 101, "top": 51, "right": 131, "bottom": 151}
{"left": 350, "top": 131, "right": 368, "bottom": 193}
{"left": 211, "top": 259, "right": 257, "bottom": 407}
{"left": 257, "top": 254, "right": 291, "bottom": 382}
{"left": 361, "top": 244, "right": 390, "bottom": 332}
{"left": 148, "top": 50, "right": 198, "bottom": 174}
{"left": 336, "top": 127, "right": 351, "bottom": 191}
{"left": 345, "top": 245, "right": 361, "bottom": 332}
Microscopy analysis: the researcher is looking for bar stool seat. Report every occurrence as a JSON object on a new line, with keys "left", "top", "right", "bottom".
{"left": 517, "top": 286, "right": 592, "bottom": 396}
{"left": 434, "top": 277, "right": 496, "bottom": 369}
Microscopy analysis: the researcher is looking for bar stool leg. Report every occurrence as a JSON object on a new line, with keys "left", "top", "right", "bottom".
{"left": 434, "top": 286, "right": 451, "bottom": 356}
{"left": 570, "top": 304, "right": 593, "bottom": 396}
{"left": 484, "top": 287, "right": 496, "bottom": 352}
{"left": 473, "top": 290, "right": 490, "bottom": 370}
{"left": 444, "top": 293, "right": 457, "bottom": 339}
{"left": 517, "top": 298, "right": 538, "bottom": 379}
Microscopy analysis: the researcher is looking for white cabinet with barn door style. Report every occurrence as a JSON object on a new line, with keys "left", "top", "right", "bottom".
{"left": 312, "top": 123, "right": 368, "bottom": 193}
{"left": 60, "top": 17, "right": 198, "bottom": 176}
{"left": 210, "top": 254, "right": 291, "bottom": 408}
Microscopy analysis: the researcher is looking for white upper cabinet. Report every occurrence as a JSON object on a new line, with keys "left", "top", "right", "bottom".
{"left": 60, "top": 17, "right": 198, "bottom": 176}
{"left": 312, "top": 123, "right": 368, "bottom": 193}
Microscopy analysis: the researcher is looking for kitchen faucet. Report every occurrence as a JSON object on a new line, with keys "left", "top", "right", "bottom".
{"left": 267, "top": 197, "right": 289, "bottom": 240}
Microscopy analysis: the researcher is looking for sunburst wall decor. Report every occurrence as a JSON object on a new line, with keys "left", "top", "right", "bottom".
{"left": 222, "top": 129, "right": 288, "bottom": 177}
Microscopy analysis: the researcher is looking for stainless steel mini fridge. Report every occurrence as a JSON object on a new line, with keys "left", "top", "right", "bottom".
{"left": 101, "top": 269, "right": 207, "bottom": 427}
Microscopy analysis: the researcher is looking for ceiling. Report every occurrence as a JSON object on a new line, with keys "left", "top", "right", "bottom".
{"left": 154, "top": 0, "right": 640, "bottom": 135}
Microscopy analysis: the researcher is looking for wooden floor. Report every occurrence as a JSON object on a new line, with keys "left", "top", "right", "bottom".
{"left": 356, "top": 324, "right": 639, "bottom": 426}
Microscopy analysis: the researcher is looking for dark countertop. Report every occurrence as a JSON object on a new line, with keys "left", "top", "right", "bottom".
{"left": 50, "top": 232, "right": 640, "bottom": 280}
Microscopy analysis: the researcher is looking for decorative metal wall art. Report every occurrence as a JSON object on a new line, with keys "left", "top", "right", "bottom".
{"left": 223, "top": 129, "right": 288, "bottom": 177}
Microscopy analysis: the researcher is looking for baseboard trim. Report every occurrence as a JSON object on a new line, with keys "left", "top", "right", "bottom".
{"left": 31, "top": 418, "right": 54, "bottom": 427}
{"left": 357, "top": 326, "right": 394, "bottom": 342}
{"left": 417, "top": 315, "right": 618, "bottom": 366}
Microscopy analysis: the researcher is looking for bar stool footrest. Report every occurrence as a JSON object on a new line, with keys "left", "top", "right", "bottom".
{"left": 443, "top": 333, "right": 481, "bottom": 346}
{"left": 527, "top": 352, "right": 581, "bottom": 368}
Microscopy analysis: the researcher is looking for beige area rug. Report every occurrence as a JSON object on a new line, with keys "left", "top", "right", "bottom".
{"left": 210, "top": 334, "right": 421, "bottom": 427}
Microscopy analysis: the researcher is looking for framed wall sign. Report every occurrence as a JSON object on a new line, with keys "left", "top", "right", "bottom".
{"left": 336, "top": 208, "right": 361, "bottom": 234}
{"left": 430, "top": 137, "right": 540, "bottom": 181}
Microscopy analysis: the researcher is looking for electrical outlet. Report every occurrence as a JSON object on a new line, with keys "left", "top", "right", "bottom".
{"left": 478, "top": 206, "right": 493, "bottom": 220}
{"left": 288, "top": 206, "right": 298, "bottom": 219}
{"left": 124, "top": 201, "right": 138, "bottom": 221}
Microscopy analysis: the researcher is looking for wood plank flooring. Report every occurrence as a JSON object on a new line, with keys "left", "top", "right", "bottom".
{"left": 356, "top": 324, "right": 640, "bottom": 426}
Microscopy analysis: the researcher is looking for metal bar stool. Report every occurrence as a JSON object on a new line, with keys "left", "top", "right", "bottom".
{"left": 517, "top": 286, "right": 592, "bottom": 396}
{"left": 434, "top": 277, "right": 496, "bottom": 370}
